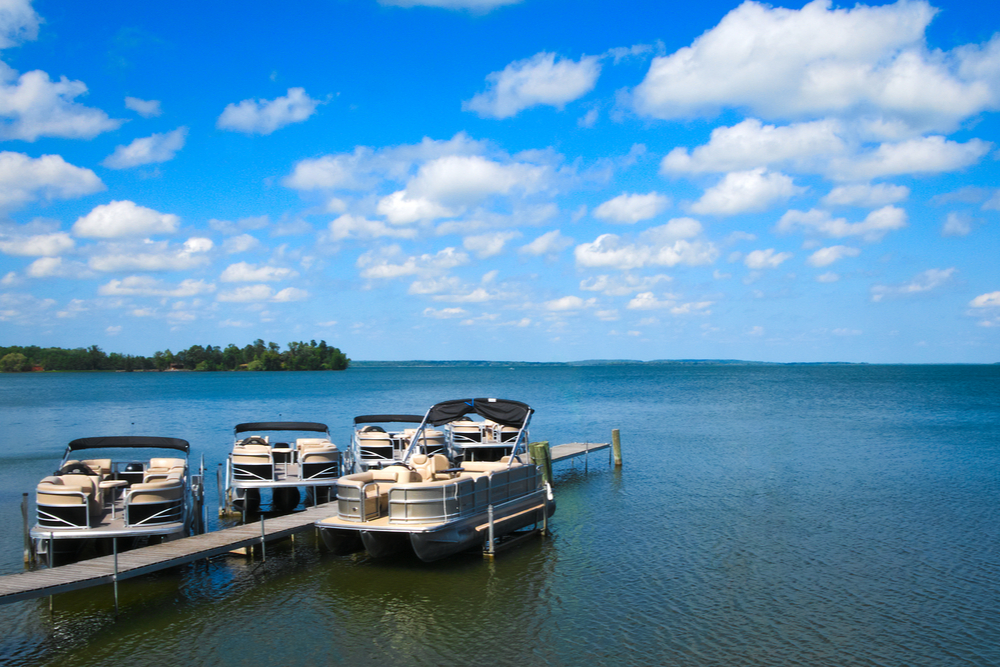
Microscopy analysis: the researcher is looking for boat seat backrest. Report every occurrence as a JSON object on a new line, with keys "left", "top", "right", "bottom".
{"left": 149, "top": 457, "right": 186, "bottom": 472}
{"left": 371, "top": 466, "right": 416, "bottom": 484}
{"left": 296, "top": 437, "right": 329, "bottom": 450}
{"left": 81, "top": 458, "right": 112, "bottom": 478}
{"left": 36, "top": 477, "right": 90, "bottom": 505}
{"left": 127, "top": 479, "right": 184, "bottom": 505}
{"left": 411, "top": 453, "right": 450, "bottom": 481}
{"left": 301, "top": 448, "right": 339, "bottom": 463}
{"left": 233, "top": 446, "right": 272, "bottom": 464}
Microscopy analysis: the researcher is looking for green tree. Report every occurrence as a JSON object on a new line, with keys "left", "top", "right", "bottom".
{"left": 0, "top": 352, "right": 28, "bottom": 372}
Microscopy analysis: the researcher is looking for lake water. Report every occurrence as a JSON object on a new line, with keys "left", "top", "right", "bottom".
{"left": 1, "top": 365, "right": 999, "bottom": 666}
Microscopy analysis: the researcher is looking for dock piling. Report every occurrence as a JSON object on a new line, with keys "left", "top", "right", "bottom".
{"left": 529, "top": 441, "right": 553, "bottom": 485}
{"left": 21, "top": 493, "right": 33, "bottom": 569}
{"left": 112, "top": 538, "right": 119, "bottom": 619}
{"left": 260, "top": 515, "right": 266, "bottom": 562}
{"left": 612, "top": 429, "right": 622, "bottom": 467}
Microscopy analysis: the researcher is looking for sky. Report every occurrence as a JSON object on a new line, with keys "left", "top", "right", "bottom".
{"left": 0, "top": 0, "right": 998, "bottom": 363}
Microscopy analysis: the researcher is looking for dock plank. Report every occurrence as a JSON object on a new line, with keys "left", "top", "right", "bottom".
{"left": 549, "top": 442, "right": 610, "bottom": 463}
{"left": 0, "top": 501, "right": 339, "bottom": 606}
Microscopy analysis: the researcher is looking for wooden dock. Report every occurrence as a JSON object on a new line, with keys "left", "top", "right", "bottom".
{"left": 549, "top": 442, "right": 610, "bottom": 463}
{"left": 2, "top": 440, "right": 616, "bottom": 606}
{"left": 0, "top": 502, "right": 337, "bottom": 606}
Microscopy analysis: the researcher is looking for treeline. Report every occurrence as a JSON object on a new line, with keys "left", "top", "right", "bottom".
{"left": 0, "top": 340, "right": 349, "bottom": 372}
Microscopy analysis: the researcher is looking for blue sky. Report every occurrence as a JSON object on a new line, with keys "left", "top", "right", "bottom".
{"left": 0, "top": 0, "right": 998, "bottom": 363}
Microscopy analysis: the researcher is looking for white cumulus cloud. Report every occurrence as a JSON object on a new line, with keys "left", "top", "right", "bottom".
{"left": 631, "top": 0, "right": 1000, "bottom": 135}
{"left": 72, "top": 200, "right": 180, "bottom": 238}
{"left": 806, "top": 245, "right": 861, "bottom": 267}
{"left": 220, "top": 262, "right": 298, "bottom": 282}
{"left": 776, "top": 205, "right": 907, "bottom": 242}
{"left": 689, "top": 168, "right": 801, "bottom": 216}
{"left": 871, "top": 267, "right": 956, "bottom": 302}
{"left": 970, "top": 292, "right": 1000, "bottom": 308}
{"left": 102, "top": 127, "right": 188, "bottom": 169}
{"left": 662, "top": 118, "right": 847, "bottom": 174}
{"left": 744, "top": 248, "right": 793, "bottom": 269}
{"left": 463, "top": 231, "right": 521, "bottom": 258}
{"left": 0, "top": 231, "right": 74, "bottom": 256}
{"left": 822, "top": 183, "right": 910, "bottom": 207}
{"left": 593, "top": 192, "right": 670, "bottom": 224}
{"left": 217, "top": 87, "right": 320, "bottom": 135}
{"left": 124, "top": 97, "right": 162, "bottom": 117}
{"left": 519, "top": 230, "right": 573, "bottom": 256}
{"left": 464, "top": 52, "right": 601, "bottom": 119}
{"left": 328, "top": 214, "right": 418, "bottom": 242}
{"left": 0, "top": 152, "right": 104, "bottom": 210}
{"left": 575, "top": 218, "right": 717, "bottom": 270}
{"left": 98, "top": 276, "right": 215, "bottom": 297}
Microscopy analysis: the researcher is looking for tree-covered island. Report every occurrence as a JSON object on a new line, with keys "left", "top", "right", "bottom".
{"left": 0, "top": 340, "right": 349, "bottom": 372}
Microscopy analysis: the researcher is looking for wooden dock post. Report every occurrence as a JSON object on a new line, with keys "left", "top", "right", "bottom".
{"left": 612, "top": 429, "right": 622, "bottom": 467}
{"left": 21, "top": 493, "right": 32, "bottom": 568}
{"left": 529, "top": 441, "right": 553, "bottom": 485}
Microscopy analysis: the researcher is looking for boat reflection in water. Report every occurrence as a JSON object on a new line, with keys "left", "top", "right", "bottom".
{"left": 316, "top": 398, "right": 554, "bottom": 562}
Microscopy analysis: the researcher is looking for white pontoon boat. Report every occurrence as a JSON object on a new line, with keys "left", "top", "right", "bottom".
{"left": 316, "top": 398, "right": 554, "bottom": 562}
{"left": 30, "top": 436, "right": 204, "bottom": 567}
{"left": 349, "top": 414, "right": 446, "bottom": 471}
{"left": 223, "top": 421, "right": 341, "bottom": 514}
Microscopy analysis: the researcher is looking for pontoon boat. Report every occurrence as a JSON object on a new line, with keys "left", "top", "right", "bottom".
{"left": 30, "top": 436, "right": 204, "bottom": 567}
{"left": 316, "top": 398, "right": 554, "bottom": 562}
{"left": 223, "top": 421, "right": 341, "bottom": 514}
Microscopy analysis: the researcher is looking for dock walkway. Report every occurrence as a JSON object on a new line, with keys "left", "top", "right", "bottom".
{"left": 0, "top": 502, "right": 336, "bottom": 606}
{"left": 2, "top": 441, "right": 612, "bottom": 606}
{"left": 549, "top": 442, "right": 610, "bottom": 463}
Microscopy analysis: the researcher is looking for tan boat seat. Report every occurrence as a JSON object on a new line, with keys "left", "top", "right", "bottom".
{"left": 37, "top": 474, "right": 102, "bottom": 514}
{"left": 81, "top": 459, "right": 112, "bottom": 478}
{"left": 127, "top": 479, "right": 184, "bottom": 504}
{"left": 411, "top": 453, "right": 451, "bottom": 481}
{"left": 371, "top": 466, "right": 417, "bottom": 484}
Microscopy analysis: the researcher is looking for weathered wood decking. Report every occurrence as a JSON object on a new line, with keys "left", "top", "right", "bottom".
{"left": 2, "top": 441, "right": 613, "bottom": 606}
{"left": 0, "top": 502, "right": 337, "bottom": 606}
{"left": 549, "top": 441, "right": 611, "bottom": 463}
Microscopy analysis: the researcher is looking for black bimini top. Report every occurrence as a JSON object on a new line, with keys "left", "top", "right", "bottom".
{"left": 67, "top": 436, "right": 190, "bottom": 453}
{"left": 235, "top": 422, "right": 329, "bottom": 434}
{"left": 424, "top": 398, "right": 533, "bottom": 428}
{"left": 353, "top": 415, "right": 424, "bottom": 425}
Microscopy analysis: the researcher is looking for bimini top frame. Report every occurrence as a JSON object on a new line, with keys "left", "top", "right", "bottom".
{"left": 353, "top": 415, "right": 424, "bottom": 426}
{"left": 234, "top": 422, "right": 329, "bottom": 436}
{"left": 66, "top": 436, "right": 190, "bottom": 455}
{"left": 401, "top": 398, "right": 534, "bottom": 467}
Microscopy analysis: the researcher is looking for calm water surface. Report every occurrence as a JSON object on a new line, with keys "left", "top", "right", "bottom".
{"left": 0, "top": 365, "right": 998, "bottom": 666}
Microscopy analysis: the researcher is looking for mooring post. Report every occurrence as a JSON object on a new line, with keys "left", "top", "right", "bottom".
{"left": 113, "top": 537, "right": 119, "bottom": 620}
{"left": 487, "top": 505, "right": 495, "bottom": 555}
{"left": 529, "top": 441, "right": 552, "bottom": 486}
{"left": 21, "top": 493, "right": 32, "bottom": 568}
{"left": 260, "top": 514, "right": 266, "bottom": 562}
{"left": 612, "top": 429, "right": 622, "bottom": 467}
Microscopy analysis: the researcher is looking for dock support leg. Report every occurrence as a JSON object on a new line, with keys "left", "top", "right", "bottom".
{"left": 260, "top": 515, "right": 266, "bottom": 562}
{"left": 612, "top": 429, "right": 622, "bottom": 467}
{"left": 486, "top": 505, "right": 495, "bottom": 556}
{"left": 113, "top": 538, "right": 119, "bottom": 620}
{"left": 21, "top": 493, "right": 33, "bottom": 569}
